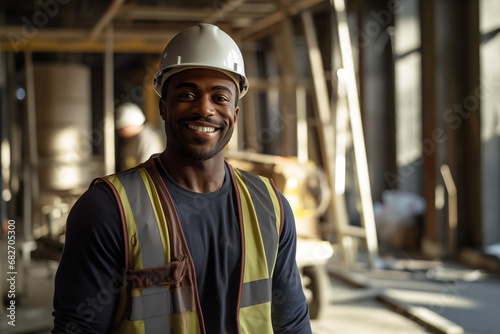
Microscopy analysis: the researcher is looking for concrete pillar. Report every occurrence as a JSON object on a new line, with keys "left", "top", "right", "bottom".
{"left": 34, "top": 63, "right": 92, "bottom": 191}
{"left": 421, "top": 0, "right": 482, "bottom": 257}
{"left": 358, "top": 0, "right": 397, "bottom": 202}
{"left": 420, "top": 0, "right": 441, "bottom": 256}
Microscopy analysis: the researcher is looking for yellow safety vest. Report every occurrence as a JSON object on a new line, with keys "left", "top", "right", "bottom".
{"left": 92, "top": 157, "right": 283, "bottom": 334}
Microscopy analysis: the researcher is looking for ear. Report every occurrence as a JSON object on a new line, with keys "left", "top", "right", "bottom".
{"left": 159, "top": 99, "right": 166, "bottom": 121}
{"left": 233, "top": 106, "right": 239, "bottom": 123}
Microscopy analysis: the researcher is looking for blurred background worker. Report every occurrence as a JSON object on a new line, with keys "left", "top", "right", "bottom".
{"left": 115, "top": 102, "right": 165, "bottom": 171}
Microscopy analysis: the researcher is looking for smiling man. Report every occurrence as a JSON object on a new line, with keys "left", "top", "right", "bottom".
{"left": 52, "top": 24, "right": 312, "bottom": 334}
{"left": 160, "top": 69, "right": 238, "bottom": 186}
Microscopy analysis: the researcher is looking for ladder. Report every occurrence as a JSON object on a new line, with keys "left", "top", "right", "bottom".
{"left": 301, "top": 0, "right": 379, "bottom": 269}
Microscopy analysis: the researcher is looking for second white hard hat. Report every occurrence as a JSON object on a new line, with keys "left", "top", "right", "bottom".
{"left": 115, "top": 103, "right": 146, "bottom": 129}
{"left": 153, "top": 23, "right": 249, "bottom": 99}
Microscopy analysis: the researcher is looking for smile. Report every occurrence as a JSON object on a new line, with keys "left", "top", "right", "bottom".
{"left": 188, "top": 124, "right": 217, "bottom": 133}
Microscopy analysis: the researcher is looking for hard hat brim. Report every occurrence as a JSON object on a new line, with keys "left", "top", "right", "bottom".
{"left": 154, "top": 65, "right": 248, "bottom": 99}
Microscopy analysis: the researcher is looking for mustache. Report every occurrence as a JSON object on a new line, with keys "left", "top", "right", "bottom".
{"left": 179, "top": 116, "right": 224, "bottom": 128}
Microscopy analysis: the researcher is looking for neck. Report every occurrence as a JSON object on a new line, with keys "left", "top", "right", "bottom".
{"left": 158, "top": 150, "right": 226, "bottom": 193}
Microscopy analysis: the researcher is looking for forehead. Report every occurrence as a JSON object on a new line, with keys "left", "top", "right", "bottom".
{"left": 167, "top": 68, "right": 236, "bottom": 92}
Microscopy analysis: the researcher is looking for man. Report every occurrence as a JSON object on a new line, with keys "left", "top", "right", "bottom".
{"left": 115, "top": 102, "right": 164, "bottom": 171}
{"left": 52, "top": 23, "right": 311, "bottom": 334}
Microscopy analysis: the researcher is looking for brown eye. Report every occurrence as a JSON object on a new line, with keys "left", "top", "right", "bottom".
{"left": 179, "top": 92, "right": 195, "bottom": 100}
{"left": 214, "top": 95, "right": 230, "bottom": 103}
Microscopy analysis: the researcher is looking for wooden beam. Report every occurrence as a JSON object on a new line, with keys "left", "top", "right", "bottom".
{"left": 0, "top": 26, "right": 175, "bottom": 53}
{"left": 302, "top": 9, "right": 353, "bottom": 266}
{"left": 0, "top": 40, "right": 165, "bottom": 53}
{"left": 333, "top": 0, "right": 379, "bottom": 268}
{"left": 0, "top": 40, "right": 167, "bottom": 53}
{"left": 234, "top": 0, "right": 326, "bottom": 40}
{"left": 204, "top": 0, "right": 246, "bottom": 24}
{"left": 276, "top": 18, "right": 299, "bottom": 157}
{"left": 89, "top": 0, "right": 126, "bottom": 41}
{"left": 441, "top": 164, "right": 458, "bottom": 257}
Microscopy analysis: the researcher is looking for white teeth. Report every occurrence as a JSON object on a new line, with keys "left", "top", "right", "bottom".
{"left": 188, "top": 124, "right": 216, "bottom": 133}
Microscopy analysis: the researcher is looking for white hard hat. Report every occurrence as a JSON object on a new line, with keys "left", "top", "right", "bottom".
{"left": 115, "top": 103, "right": 146, "bottom": 129}
{"left": 153, "top": 23, "right": 249, "bottom": 99}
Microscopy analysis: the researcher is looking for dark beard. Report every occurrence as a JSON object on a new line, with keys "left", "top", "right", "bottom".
{"left": 183, "top": 127, "right": 233, "bottom": 161}
{"left": 168, "top": 116, "right": 233, "bottom": 161}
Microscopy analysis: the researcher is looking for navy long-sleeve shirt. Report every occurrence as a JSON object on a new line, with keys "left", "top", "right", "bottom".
{"left": 52, "top": 161, "right": 311, "bottom": 333}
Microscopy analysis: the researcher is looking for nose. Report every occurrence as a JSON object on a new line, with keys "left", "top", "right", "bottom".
{"left": 193, "top": 94, "right": 215, "bottom": 117}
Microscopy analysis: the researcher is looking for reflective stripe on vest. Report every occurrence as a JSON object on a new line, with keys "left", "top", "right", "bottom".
{"left": 108, "top": 168, "right": 174, "bottom": 333}
{"left": 101, "top": 162, "right": 282, "bottom": 334}
{"left": 232, "top": 168, "right": 281, "bottom": 334}
{"left": 129, "top": 286, "right": 194, "bottom": 320}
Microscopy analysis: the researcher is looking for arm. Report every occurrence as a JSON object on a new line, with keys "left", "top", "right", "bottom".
{"left": 271, "top": 193, "right": 312, "bottom": 334}
{"left": 52, "top": 183, "right": 125, "bottom": 334}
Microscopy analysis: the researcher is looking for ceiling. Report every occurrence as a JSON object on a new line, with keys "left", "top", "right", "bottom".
{"left": 0, "top": 0, "right": 327, "bottom": 53}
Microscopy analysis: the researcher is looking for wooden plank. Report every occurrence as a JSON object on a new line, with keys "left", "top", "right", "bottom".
{"left": 333, "top": 0, "right": 379, "bottom": 268}
{"left": 380, "top": 294, "right": 464, "bottom": 334}
{"left": 235, "top": 0, "right": 325, "bottom": 40}
{"left": 89, "top": 0, "right": 126, "bottom": 41}
{"left": 301, "top": 10, "right": 351, "bottom": 265}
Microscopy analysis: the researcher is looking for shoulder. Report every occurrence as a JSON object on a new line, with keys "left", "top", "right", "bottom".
{"left": 277, "top": 190, "right": 293, "bottom": 216}
{"left": 275, "top": 190, "right": 296, "bottom": 240}
{"left": 74, "top": 181, "right": 119, "bottom": 216}
{"left": 63, "top": 181, "right": 124, "bottom": 263}
{"left": 68, "top": 181, "right": 121, "bottom": 233}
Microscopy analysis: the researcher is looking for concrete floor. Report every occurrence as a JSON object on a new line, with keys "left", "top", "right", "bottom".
{"left": 313, "top": 258, "right": 500, "bottom": 334}
{"left": 361, "top": 267, "right": 500, "bottom": 334}
{"left": 311, "top": 275, "right": 435, "bottom": 334}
